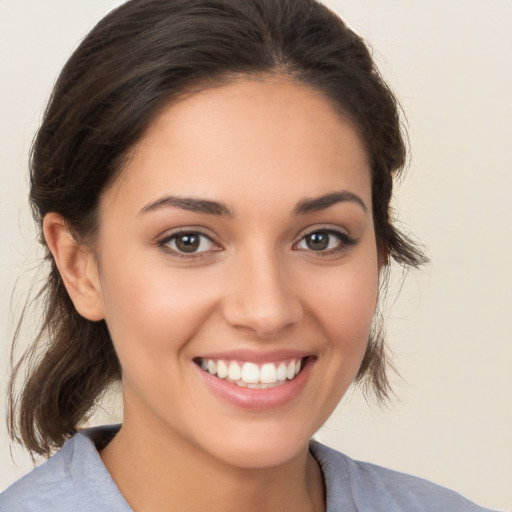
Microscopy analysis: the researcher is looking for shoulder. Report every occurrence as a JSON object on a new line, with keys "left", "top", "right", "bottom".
{"left": 0, "top": 425, "right": 128, "bottom": 512}
{"left": 309, "top": 441, "right": 499, "bottom": 512}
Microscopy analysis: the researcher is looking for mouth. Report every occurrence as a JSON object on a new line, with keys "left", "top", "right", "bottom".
{"left": 193, "top": 356, "right": 312, "bottom": 390}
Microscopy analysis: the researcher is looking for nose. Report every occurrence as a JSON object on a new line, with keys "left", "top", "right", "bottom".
{"left": 221, "top": 249, "right": 303, "bottom": 339}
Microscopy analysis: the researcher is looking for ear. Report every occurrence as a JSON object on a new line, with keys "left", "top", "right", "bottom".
{"left": 43, "top": 212, "right": 105, "bottom": 321}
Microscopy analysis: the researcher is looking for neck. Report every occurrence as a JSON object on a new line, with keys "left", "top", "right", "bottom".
{"left": 100, "top": 417, "right": 325, "bottom": 512}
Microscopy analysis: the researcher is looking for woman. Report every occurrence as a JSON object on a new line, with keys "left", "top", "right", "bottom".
{"left": 0, "top": 0, "right": 499, "bottom": 510}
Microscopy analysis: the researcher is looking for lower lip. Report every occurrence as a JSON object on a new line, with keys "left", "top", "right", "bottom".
{"left": 196, "top": 359, "right": 314, "bottom": 410}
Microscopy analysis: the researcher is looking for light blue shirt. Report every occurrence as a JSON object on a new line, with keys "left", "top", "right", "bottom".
{"left": 0, "top": 425, "right": 499, "bottom": 511}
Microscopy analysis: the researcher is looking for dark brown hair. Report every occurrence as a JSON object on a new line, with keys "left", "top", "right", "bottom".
{"left": 9, "top": 0, "right": 425, "bottom": 457}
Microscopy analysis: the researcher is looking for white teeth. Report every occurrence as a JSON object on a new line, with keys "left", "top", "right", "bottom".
{"left": 241, "top": 362, "right": 260, "bottom": 384}
{"left": 286, "top": 361, "right": 296, "bottom": 380}
{"left": 276, "top": 362, "right": 287, "bottom": 381}
{"left": 217, "top": 359, "right": 228, "bottom": 379}
{"left": 199, "top": 357, "right": 305, "bottom": 387}
{"left": 228, "top": 361, "right": 241, "bottom": 381}
{"left": 260, "top": 363, "right": 277, "bottom": 384}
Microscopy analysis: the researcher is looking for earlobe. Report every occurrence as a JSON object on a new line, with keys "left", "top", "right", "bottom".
{"left": 43, "top": 212, "right": 105, "bottom": 321}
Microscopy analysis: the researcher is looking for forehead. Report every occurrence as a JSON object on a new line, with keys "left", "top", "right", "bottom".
{"left": 102, "top": 77, "right": 371, "bottom": 216}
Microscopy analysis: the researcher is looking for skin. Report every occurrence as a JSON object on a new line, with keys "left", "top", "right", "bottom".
{"left": 44, "top": 77, "right": 382, "bottom": 512}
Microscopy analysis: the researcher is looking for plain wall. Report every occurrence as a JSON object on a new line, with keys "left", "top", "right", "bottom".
{"left": 1, "top": 1, "right": 510, "bottom": 510}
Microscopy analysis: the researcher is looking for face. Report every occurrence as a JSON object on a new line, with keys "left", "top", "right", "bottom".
{"left": 93, "top": 77, "right": 380, "bottom": 469}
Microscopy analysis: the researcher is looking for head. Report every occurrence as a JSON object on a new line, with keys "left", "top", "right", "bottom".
{"left": 10, "top": 0, "right": 424, "bottom": 458}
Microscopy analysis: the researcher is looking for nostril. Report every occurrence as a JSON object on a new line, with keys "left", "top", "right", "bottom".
{"left": 221, "top": 268, "right": 303, "bottom": 338}
{"left": 224, "top": 308, "right": 301, "bottom": 340}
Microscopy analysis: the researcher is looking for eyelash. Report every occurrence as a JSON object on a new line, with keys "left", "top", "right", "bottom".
{"left": 157, "top": 227, "right": 357, "bottom": 259}
{"left": 294, "top": 228, "right": 357, "bottom": 256}
{"left": 158, "top": 229, "right": 220, "bottom": 259}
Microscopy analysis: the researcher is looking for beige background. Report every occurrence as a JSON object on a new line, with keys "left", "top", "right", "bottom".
{"left": 1, "top": 1, "right": 510, "bottom": 510}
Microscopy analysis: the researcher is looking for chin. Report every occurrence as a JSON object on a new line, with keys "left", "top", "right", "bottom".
{"left": 194, "top": 421, "right": 316, "bottom": 471}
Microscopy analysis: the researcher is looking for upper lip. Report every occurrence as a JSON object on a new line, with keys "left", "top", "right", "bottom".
{"left": 194, "top": 349, "right": 314, "bottom": 364}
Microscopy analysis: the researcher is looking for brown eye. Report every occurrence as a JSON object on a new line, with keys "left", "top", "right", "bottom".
{"left": 175, "top": 233, "right": 200, "bottom": 253}
{"left": 295, "top": 229, "right": 356, "bottom": 254}
{"left": 162, "top": 231, "right": 217, "bottom": 254}
{"left": 304, "top": 232, "right": 330, "bottom": 251}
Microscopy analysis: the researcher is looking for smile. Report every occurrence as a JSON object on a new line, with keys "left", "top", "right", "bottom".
{"left": 195, "top": 358, "right": 303, "bottom": 389}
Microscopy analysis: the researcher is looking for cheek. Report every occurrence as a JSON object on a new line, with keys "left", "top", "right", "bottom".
{"left": 307, "top": 258, "right": 380, "bottom": 353}
{"left": 292, "top": 255, "right": 380, "bottom": 423}
{"left": 98, "top": 255, "right": 219, "bottom": 367}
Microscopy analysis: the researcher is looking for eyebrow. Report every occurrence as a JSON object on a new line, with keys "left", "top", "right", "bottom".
{"left": 140, "top": 196, "right": 234, "bottom": 216}
{"left": 293, "top": 191, "right": 368, "bottom": 215}
{"left": 139, "top": 190, "right": 367, "bottom": 217}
